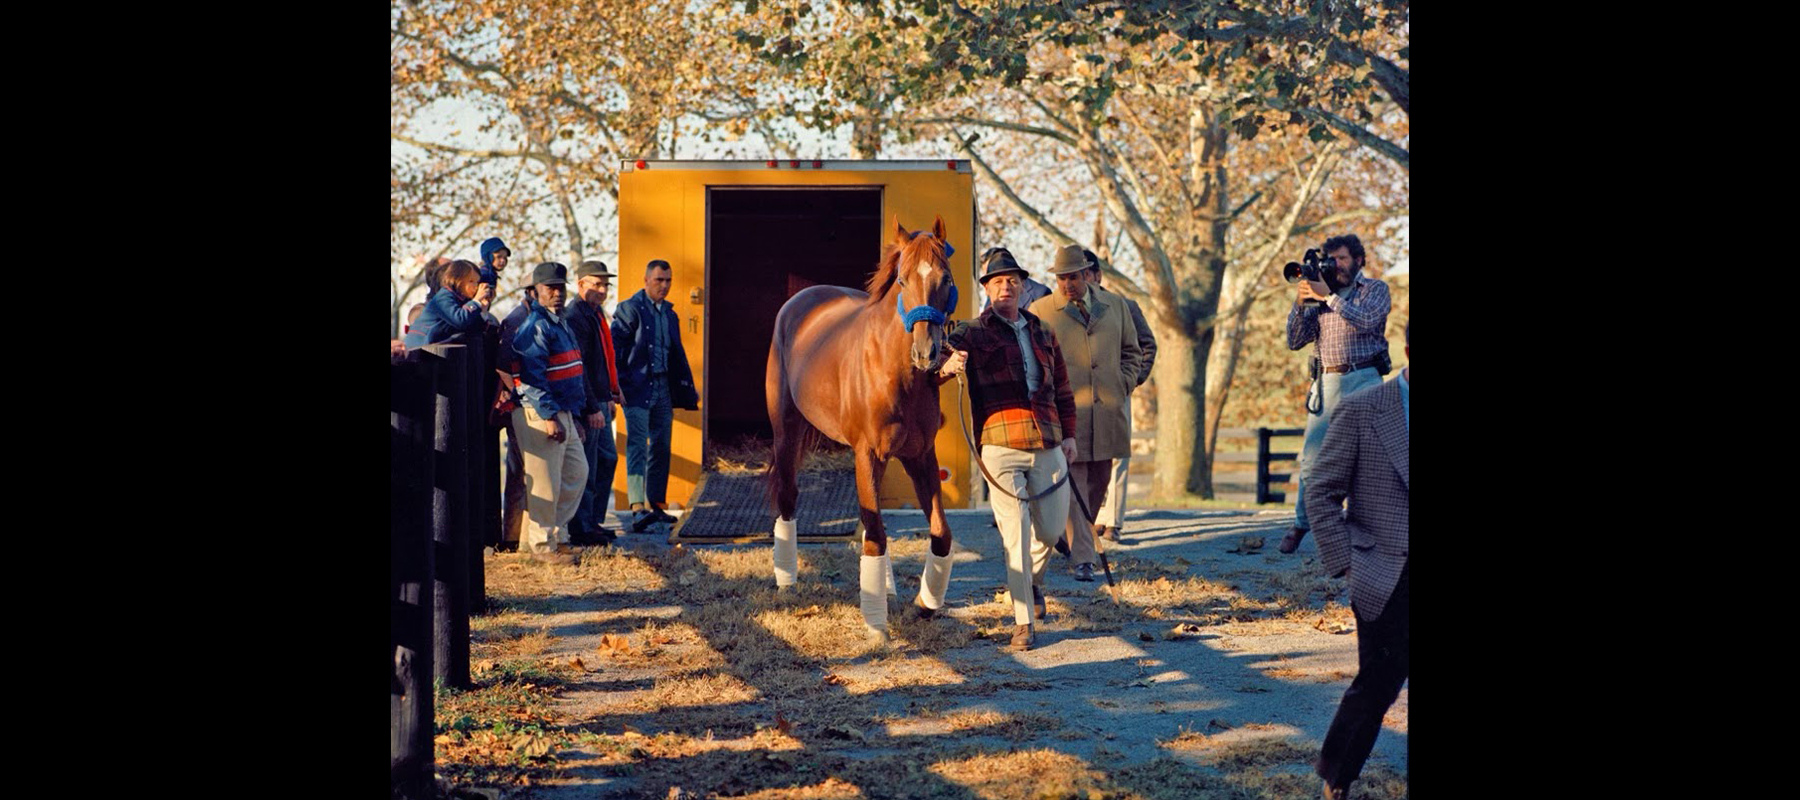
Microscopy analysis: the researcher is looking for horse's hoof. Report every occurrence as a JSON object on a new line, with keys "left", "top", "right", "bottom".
{"left": 865, "top": 626, "right": 891, "bottom": 647}
{"left": 775, "top": 584, "right": 792, "bottom": 595}
{"left": 912, "top": 598, "right": 937, "bottom": 620}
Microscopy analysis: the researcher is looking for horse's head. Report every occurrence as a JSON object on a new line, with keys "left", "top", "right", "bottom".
{"left": 890, "top": 215, "right": 957, "bottom": 373}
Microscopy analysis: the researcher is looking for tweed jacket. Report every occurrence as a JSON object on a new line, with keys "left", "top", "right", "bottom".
{"left": 1305, "top": 376, "right": 1409, "bottom": 621}
{"left": 1027, "top": 285, "right": 1143, "bottom": 461}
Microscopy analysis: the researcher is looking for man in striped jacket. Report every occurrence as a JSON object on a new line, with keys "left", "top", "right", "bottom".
{"left": 511, "top": 262, "right": 591, "bottom": 564}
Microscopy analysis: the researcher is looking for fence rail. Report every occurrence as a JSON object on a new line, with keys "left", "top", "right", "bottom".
{"left": 1213, "top": 426, "right": 1303, "bottom": 504}
{"left": 391, "top": 329, "right": 501, "bottom": 799}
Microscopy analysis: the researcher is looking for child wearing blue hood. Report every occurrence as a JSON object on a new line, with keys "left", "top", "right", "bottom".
{"left": 479, "top": 237, "right": 512, "bottom": 286}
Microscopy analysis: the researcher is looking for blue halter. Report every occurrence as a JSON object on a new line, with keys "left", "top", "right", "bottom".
{"left": 894, "top": 239, "right": 957, "bottom": 329}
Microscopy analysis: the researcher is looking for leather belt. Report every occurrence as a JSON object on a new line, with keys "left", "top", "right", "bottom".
{"left": 1324, "top": 357, "right": 1382, "bottom": 374}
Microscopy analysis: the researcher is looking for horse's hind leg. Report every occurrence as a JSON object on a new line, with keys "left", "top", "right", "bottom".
{"left": 767, "top": 347, "right": 804, "bottom": 589}
{"left": 901, "top": 454, "right": 954, "bottom": 617}
{"left": 854, "top": 448, "right": 892, "bottom": 644}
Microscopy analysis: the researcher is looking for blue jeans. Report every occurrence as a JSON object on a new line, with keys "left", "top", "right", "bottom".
{"left": 1294, "top": 366, "right": 1382, "bottom": 532}
{"left": 624, "top": 379, "right": 673, "bottom": 506}
{"left": 571, "top": 409, "right": 619, "bottom": 533}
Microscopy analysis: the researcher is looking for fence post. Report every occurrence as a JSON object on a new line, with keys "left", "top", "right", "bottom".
{"left": 391, "top": 353, "right": 436, "bottom": 799}
{"left": 1255, "top": 427, "right": 1272, "bottom": 505}
{"left": 462, "top": 332, "right": 488, "bottom": 615}
{"left": 426, "top": 343, "right": 473, "bottom": 691}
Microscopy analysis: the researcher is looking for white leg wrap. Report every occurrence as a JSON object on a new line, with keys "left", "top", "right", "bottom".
{"left": 917, "top": 551, "right": 953, "bottom": 610}
{"left": 883, "top": 554, "right": 897, "bottom": 597}
{"left": 860, "top": 555, "right": 889, "bottom": 642}
{"left": 772, "top": 517, "right": 798, "bottom": 587}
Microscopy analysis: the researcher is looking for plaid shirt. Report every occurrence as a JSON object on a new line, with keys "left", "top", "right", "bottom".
{"left": 943, "top": 308, "right": 1077, "bottom": 451}
{"left": 1286, "top": 273, "right": 1391, "bottom": 368}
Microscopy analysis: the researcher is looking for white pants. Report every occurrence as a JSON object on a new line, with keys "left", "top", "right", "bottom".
{"left": 981, "top": 444, "right": 1070, "bottom": 625}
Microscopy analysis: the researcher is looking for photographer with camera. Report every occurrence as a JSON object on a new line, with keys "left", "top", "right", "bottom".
{"left": 1278, "top": 234, "right": 1391, "bottom": 556}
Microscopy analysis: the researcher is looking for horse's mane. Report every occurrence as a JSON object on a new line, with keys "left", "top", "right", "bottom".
{"left": 864, "top": 232, "right": 947, "bottom": 307}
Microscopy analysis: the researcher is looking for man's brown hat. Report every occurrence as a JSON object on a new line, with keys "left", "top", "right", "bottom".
{"left": 1049, "top": 244, "right": 1092, "bottom": 275}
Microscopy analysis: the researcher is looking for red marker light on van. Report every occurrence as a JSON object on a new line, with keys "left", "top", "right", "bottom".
{"left": 635, "top": 160, "right": 647, "bottom": 170}
{"left": 946, "top": 160, "right": 957, "bottom": 170}
{"left": 813, "top": 160, "right": 823, "bottom": 169}
{"left": 791, "top": 159, "right": 801, "bottom": 168}
{"left": 767, "top": 159, "right": 778, "bottom": 168}
{"left": 937, "top": 467, "right": 951, "bottom": 482}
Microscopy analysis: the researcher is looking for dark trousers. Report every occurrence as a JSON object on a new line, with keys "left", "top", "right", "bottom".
{"left": 1318, "top": 561, "right": 1409, "bottom": 789}
{"left": 1063, "top": 459, "right": 1113, "bottom": 566}
{"left": 570, "top": 413, "right": 619, "bottom": 533}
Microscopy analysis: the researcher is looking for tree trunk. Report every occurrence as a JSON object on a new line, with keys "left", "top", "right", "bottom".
{"left": 1150, "top": 323, "right": 1212, "bottom": 499}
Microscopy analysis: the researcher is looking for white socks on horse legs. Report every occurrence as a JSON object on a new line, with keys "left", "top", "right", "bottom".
{"left": 772, "top": 517, "right": 798, "bottom": 588}
{"left": 917, "top": 551, "right": 953, "bottom": 610}
{"left": 860, "top": 554, "right": 889, "bottom": 643}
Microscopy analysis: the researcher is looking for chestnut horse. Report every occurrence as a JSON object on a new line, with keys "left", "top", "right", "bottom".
{"left": 765, "top": 216, "right": 960, "bottom": 643}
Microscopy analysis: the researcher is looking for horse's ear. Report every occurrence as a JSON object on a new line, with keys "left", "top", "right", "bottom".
{"left": 893, "top": 215, "right": 909, "bottom": 242}
{"left": 932, "top": 215, "right": 947, "bottom": 242}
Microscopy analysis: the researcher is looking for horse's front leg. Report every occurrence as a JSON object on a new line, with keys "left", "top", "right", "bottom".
{"left": 854, "top": 448, "right": 893, "bottom": 645}
{"left": 900, "top": 453, "right": 954, "bottom": 618}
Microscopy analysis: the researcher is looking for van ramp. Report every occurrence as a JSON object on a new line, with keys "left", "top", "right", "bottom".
{"left": 669, "top": 468, "right": 862, "bottom": 544}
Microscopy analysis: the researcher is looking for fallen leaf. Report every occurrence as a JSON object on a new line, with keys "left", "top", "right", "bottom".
{"left": 823, "top": 673, "right": 847, "bottom": 686}
{"left": 793, "top": 604, "right": 825, "bottom": 618}
{"left": 1314, "top": 617, "right": 1354, "bottom": 635}
{"left": 1137, "top": 632, "right": 1155, "bottom": 642}
{"left": 622, "top": 723, "right": 641, "bottom": 734}
{"left": 570, "top": 657, "right": 587, "bottom": 671}
{"left": 775, "top": 712, "right": 793, "bottom": 735}
{"left": 678, "top": 569, "right": 700, "bottom": 585}
{"left": 599, "top": 634, "right": 634, "bottom": 654}
{"left": 1207, "top": 718, "right": 1234, "bottom": 731}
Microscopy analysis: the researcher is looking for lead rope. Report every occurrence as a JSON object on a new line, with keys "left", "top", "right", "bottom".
{"left": 955, "top": 371, "right": 1118, "bottom": 593}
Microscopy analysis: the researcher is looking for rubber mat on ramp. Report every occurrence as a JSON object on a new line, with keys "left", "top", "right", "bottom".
{"left": 668, "top": 469, "right": 862, "bottom": 544}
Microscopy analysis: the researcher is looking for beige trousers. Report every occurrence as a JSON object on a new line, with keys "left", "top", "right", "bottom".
{"left": 1063, "top": 460, "right": 1113, "bottom": 566}
{"left": 981, "top": 444, "right": 1069, "bottom": 625}
{"left": 513, "top": 407, "right": 589, "bottom": 554}
{"left": 1094, "top": 455, "right": 1130, "bottom": 529}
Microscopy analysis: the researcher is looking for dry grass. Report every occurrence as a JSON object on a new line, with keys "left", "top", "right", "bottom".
{"left": 929, "top": 749, "right": 1109, "bottom": 800}
{"left": 707, "top": 435, "right": 856, "bottom": 475}
{"left": 441, "top": 519, "right": 1407, "bottom": 800}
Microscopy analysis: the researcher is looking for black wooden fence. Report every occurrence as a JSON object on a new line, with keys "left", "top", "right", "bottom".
{"left": 391, "top": 328, "right": 501, "bottom": 800}
{"left": 1211, "top": 426, "right": 1305, "bottom": 504}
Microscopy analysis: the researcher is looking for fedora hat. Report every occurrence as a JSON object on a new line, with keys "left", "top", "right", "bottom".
{"left": 529, "top": 262, "right": 569, "bottom": 287}
{"left": 574, "top": 260, "right": 615, "bottom": 279}
{"left": 977, "top": 247, "right": 1028, "bottom": 284}
{"left": 1049, "top": 244, "right": 1093, "bottom": 275}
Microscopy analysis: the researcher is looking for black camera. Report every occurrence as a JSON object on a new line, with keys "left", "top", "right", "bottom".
{"left": 1283, "top": 249, "right": 1339, "bottom": 307}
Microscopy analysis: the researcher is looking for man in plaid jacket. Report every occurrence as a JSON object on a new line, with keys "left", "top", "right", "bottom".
{"left": 936, "top": 247, "right": 1077, "bottom": 652}
{"left": 1305, "top": 322, "right": 1408, "bottom": 800}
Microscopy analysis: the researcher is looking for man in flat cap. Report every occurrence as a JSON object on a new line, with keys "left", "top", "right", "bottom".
{"left": 564, "top": 260, "right": 624, "bottom": 545}
{"left": 510, "top": 262, "right": 590, "bottom": 564}
{"left": 1027, "top": 244, "right": 1143, "bottom": 582}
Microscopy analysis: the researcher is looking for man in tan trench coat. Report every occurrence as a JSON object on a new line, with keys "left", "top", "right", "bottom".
{"left": 1028, "top": 244, "right": 1143, "bottom": 581}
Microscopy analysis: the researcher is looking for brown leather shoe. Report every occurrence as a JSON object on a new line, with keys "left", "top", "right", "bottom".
{"left": 1278, "top": 526, "right": 1308, "bottom": 554}
{"left": 1321, "top": 780, "right": 1353, "bottom": 800}
{"left": 1008, "top": 624, "right": 1033, "bottom": 651}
